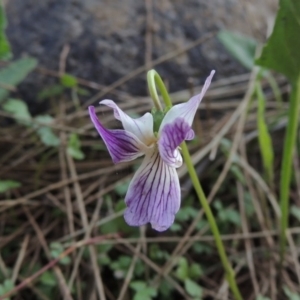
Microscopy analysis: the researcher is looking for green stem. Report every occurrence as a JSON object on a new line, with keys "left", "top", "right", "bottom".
{"left": 279, "top": 75, "right": 300, "bottom": 263}
{"left": 147, "top": 70, "right": 172, "bottom": 110}
{"left": 181, "top": 143, "right": 242, "bottom": 300}
{"left": 147, "top": 69, "right": 242, "bottom": 300}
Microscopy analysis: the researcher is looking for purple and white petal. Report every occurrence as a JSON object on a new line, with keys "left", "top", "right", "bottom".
{"left": 100, "top": 99, "right": 155, "bottom": 145}
{"left": 124, "top": 148, "right": 181, "bottom": 231}
{"left": 159, "top": 70, "right": 215, "bottom": 131}
{"left": 158, "top": 117, "right": 194, "bottom": 168}
{"left": 89, "top": 106, "right": 148, "bottom": 163}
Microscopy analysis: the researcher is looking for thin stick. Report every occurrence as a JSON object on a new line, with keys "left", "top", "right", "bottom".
{"left": 11, "top": 235, "right": 30, "bottom": 284}
{"left": 0, "top": 234, "right": 117, "bottom": 300}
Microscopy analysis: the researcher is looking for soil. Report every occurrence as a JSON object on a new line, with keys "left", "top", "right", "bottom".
{"left": 5, "top": 0, "right": 277, "bottom": 101}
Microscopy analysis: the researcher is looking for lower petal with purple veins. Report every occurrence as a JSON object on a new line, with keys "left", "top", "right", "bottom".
{"left": 89, "top": 106, "right": 146, "bottom": 163}
{"left": 124, "top": 148, "right": 181, "bottom": 232}
{"left": 158, "top": 117, "right": 194, "bottom": 168}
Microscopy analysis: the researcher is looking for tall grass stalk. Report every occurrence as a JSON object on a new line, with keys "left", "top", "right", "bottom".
{"left": 256, "top": 81, "right": 274, "bottom": 186}
{"left": 279, "top": 76, "right": 300, "bottom": 263}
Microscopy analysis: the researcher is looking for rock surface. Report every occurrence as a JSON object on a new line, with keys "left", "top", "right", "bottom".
{"left": 5, "top": 0, "right": 277, "bottom": 98}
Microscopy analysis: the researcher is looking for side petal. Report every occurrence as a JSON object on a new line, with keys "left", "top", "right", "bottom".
{"left": 89, "top": 106, "right": 147, "bottom": 163}
{"left": 124, "top": 148, "right": 181, "bottom": 232}
{"left": 158, "top": 117, "right": 194, "bottom": 168}
{"left": 159, "top": 70, "right": 215, "bottom": 130}
{"left": 100, "top": 99, "right": 155, "bottom": 145}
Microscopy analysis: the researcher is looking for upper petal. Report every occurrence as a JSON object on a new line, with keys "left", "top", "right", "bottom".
{"left": 124, "top": 148, "right": 181, "bottom": 231}
{"left": 100, "top": 99, "right": 155, "bottom": 145}
{"left": 89, "top": 106, "right": 148, "bottom": 163}
{"left": 159, "top": 70, "right": 215, "bottom": 131}
{"left": 158, "top": 117, "right": 194, "bottom": 168}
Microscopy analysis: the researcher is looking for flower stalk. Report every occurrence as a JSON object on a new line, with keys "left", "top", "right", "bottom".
{"left": 147, "top": 69, "right": 243, "bottom": 300}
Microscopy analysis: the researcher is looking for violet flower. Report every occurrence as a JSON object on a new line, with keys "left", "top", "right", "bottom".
{"left": 89, "top": 70, "right": 215, "bottom": 231}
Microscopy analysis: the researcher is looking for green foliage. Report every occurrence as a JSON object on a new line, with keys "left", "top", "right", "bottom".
{"left": 214, "top": 200, "right": 241, "bottom": 227}
{"left": 60, "top": 74, "right": 78, "bottom": 88}
{"left": 50, "top": 242, "right": 70, "bottom": 265}
{"left": 175, "top": 257, "right": 189, "bottom": 281}
{"left": 0, "top": 180, "right": 21, "bottom": 193}
{"left": 255, "top": 0, "right": 300, "bottom": 84}
{"left": 174, "top": 258, "right": 203, "bottom": 299}
{"left": 149, "top": 244, "right": 169, "bottom": 261}
{"left": 192, "top": 242, "right": 212, "bottom": 255}
{"left": 218, "top": 30, "right": 257, "bottom": 70}
{"left": 1, "top": 96, "right": 61, "bottom": 148}
{"left": 176, "top": 206, "right": 198, "bottom": 222}
{"left": 37, "top": 84, "right": 65, "bottom": 101}
{"left": 230, "top": 165, "right": 245, "bottom": 185}
{"left": 256, "top": 82, "right": 274, "bottom": 183}
{"left": 0, "top": 279, "right": 13, "bottom": 300}
{"left": 283, "top": 286, "right": 300, "bottom": 300}
{"left": 175, "top": 257, "right": 203, "bottom": 281}
{"left": 0, "top": 1, "right": 11, "bottom": 60}
{"left": 34, "top": 115, "right": 60, "bottom": 147}
{"left": 3, "top": 98, "right": 32, "bottom": 125}
{"left": 158, "top": 280, "right": 173, "bottom": 299}
{"left": 169, "top": 222, "right": 182, "bottom": 232}
{"left": 130, "top": 281, "right": 157, "bottom": 300}
{"left": 114, "top": 180, "right": 130, "bottom": 197}
{"left": 40, "top": 271, "right": 57, "bottom": 287}
{"left": 67, "top": 133, "right": 85, "bottom": 160}
{"left": 290, "top": 205, "right": 300, "bottom": 221}
{"left": 184, "top": 278, "right": 203, "bottom": 299}
{"left": 256, "top": 0, "right": 300, "bottom": 262}
{"left": 110, "top": 255, "right": 144, "bottom": 279}
{"left": 0, "top": 58, "right": 38, "bottom": 103}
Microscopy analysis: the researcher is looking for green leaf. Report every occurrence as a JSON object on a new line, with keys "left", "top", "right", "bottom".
{"left": 149, "top": 244, "right": 169, "bottom": 261}
{"left": 34, "top": 115, "right": 60, "bottom": 147}
{"left": 50, "top": 242, "right": 70, "bottom": 265}
{"left": 130, "top": 282, "right": 157, "bottom": 300}
{"left": 67, "top": 133, "right": 85, "bottom": 160}
{"left": 175, "top": 257, "right": 189, "bottom": 281}
{"left": 255, "top": 0, "right": 300, "bottom": 84}
{"left": 290, "top": 205, "right": 300, "bottom": 221}
{"left": 219, "top": 208, "right": 241, "bottom": 226}
{"left": 230, "top": 164, "right": 246, "bottom": 184}
{"left": 256, "top": 82, "right": 274, "bottom": 183}
{"left": 40, "top": 271, "right": 57, "bottom": 287}
{"left": 283, "top": 285, "right": 300, "bottom": 300}
{"left": 158, "top": 279, "right": 173, "bottom": 298}
{"left": 176, "top": 206, "right": 198, "bottom": 222}
{"left": 0, "top": 279, "right": 13, "bottom": 300}
{"left": 3, "top": 98, "right": 32, "bottom": 125}
{"left": 0, "top": 57, "right": 38, "bottom": 103}
{"left": 189, "top": 263, "right": 203, "bottom": 279}
{"left": 184, "top": 278, "right": 203, "bottom": 298}
{"left": 0, "top": 180, "right": 21, "bottom": 193}
{"left": 218, "top": 30, "right": 257, "bottom": 70}
{"left": 170, "top": 223, "right": 182, "bottom": 232}
{"left": 130, "top": 281, "right": 146, "bottom": 292}
{"left": 114, "top": 180, "right": 130, "bottom": 196}
{"left": 192, "top": 242, "right": 212, "bottom": 255}
{"left": 37, "top": 84, "right": 65, "bottom": 101}
{"left": 98, "top": 253, "right": 111, "bottom": 266}
{"left": 0, "top": 1, "right": 12, "bottom": 60}
{"left": 60, "top": 74, "right": 77, "bottom": 88}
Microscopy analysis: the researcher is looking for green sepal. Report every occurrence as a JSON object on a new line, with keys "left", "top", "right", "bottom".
{"left": 151, "top": 107, "right": 165, "bottom": 132}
